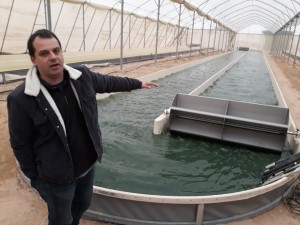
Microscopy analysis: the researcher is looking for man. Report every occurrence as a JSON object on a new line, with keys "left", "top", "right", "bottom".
{"left": 7, "top": 29, "right": 158, "bottom": 225}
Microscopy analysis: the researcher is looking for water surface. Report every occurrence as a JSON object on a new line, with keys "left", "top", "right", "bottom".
{"left": 94, "top": 51, "right": 285, "bottom": 196}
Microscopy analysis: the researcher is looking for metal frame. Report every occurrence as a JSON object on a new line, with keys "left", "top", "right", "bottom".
{"left": 85, "top": 174, "right": 297, "bottom": 225}
{"left": 1, "top": 0, "right": 299, "bottom": 67}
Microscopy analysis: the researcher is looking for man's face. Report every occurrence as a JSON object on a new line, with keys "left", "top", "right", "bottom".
{"left": 30, "top": 36, "right": 64, "bottom": 84}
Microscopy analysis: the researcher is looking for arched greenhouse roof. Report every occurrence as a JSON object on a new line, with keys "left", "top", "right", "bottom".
{"left": 1, "top": 0, "right": 300, "bottom": 54}
{"left": 89, "top": 0, "right": 300, "bottom": 34}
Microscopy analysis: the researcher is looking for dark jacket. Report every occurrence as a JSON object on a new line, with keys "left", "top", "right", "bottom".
{"left": 7, "top": 65, "right": 142, "bottom": 184}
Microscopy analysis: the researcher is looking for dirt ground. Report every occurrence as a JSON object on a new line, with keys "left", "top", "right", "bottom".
{"left": 0, "top": 52, "right": 299, "bottom": 225}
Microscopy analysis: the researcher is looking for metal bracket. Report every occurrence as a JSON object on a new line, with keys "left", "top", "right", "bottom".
{"left": 287, "top": 129, "right": 300, "bottom": 138}
{"left": 163, "top": 108, "right": 170, "bottom": 115}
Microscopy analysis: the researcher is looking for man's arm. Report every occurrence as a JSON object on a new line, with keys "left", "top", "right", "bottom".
{"left": 76, "top": 65, "right": 159, "bottom": 93}
{"left": 7, "top": 93, "right": 37, "bottom": 180}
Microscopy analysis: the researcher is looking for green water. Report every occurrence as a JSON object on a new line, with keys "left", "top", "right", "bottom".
{"left": 94, "top": 51, "right": 285, "bottom": 196}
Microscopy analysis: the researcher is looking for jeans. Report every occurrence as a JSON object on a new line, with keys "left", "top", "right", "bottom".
{"left": 31, "top": 167, "right": 94, "bottom": 225}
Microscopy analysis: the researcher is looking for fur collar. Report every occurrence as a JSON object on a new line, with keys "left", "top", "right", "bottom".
{"left": 24, "top": 64, "right": 82, "bottom": 96}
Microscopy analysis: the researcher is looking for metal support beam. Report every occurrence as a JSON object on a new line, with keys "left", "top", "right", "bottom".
{"left": 207, "top": 20, "right": 213, "bottom": 54}
{"left": 287, "top": 18, "right": 298, "bottom": 62}
{"left": 217, "top": 26, "right": 222, "bottom": 52}
{"left": 46, "top": 0, "right": 52, "bottom": 31}
{"left": 82, "top": 3, "right": 85, "bottom": 51}
{"left": 176, "top": 4, "right": 182, "bottom": 58}
{"left": 189, "top": 11, "right": 195, "bottom": 57}
{"left": 293, "top": 19, "right": 300, "bottom": 67}
{"left": 129, "top": 15, "right": 131, "bottom": 49}
{"left": 109, "top": 10, "right": 112, "bottom": 49}
{"left": 199, "top": 16, "right": 205, "bottom": 52}
{"left": 213, "top": 23, "right": 218, "bottom": 54}
{"left": 120, "top": 0, "right": 124, "bottom": 70}
{"left": 283, "top": 22, "right": 293, "bottom": 60}
{"left": 195, "top": 204, "right": 204, "bottom": 225}
{"left": 221, "top": 29, "right": 226, "bottom": 51}
{"left": 155, "top": 0, "right": 161, "bottom": 63}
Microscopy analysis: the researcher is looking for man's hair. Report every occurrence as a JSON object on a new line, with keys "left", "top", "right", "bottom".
{"left": 27, "top": 29, "right": 62, "bottom": 56}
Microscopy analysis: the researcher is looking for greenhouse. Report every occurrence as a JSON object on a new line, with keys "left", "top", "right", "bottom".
{"left": 1, "top": 0, "right": 300, "bottom": 66}
{"left": 1, "top": 1, "right": 300, "bottom": 225}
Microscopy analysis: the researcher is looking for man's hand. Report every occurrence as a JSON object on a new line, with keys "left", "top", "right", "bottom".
{"left": 141, "top": 82, "right": 159, "bottom": 89}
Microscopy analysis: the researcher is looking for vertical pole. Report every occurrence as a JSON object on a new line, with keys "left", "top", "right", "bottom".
{"left": 275, "top": 33, "right": 281, "bottom": 54}
{"left": 173, "top": 25, "right": 176, "bottom": 47}
{"left": 207, "top": 20, "right": 212, "bottom": 54}
{"left": 272, "top": 34, "right": 277, "bottom": 53}
{"left": 155, "top": 0, "right": 161, "bottom": 63}
{"left": 44, "top": 0, "right": 47, "bottom": 30}
{"left": 232, "top": 32, "right": 236, "bottom": 50}
{"left": 227, "top": 31, "right": 231, "bottom": 51}
{"left": 46, "top": 0, "right": 52, "bottom": 31}
{"left": 217, "top": 26, "right": 222, "bottom": 52}
{"left": 1, "top": 74, "right": 7, "bottom": 84}
{"left": 212, "top": 22, "right": 218, "bottom": 54}
{"left": 279, "top": 27, "right": 287, "bottom": 56}
{"left": 79, "top": 8, "right": 96, "bottom": 51}
{"left": 283, "top": 25, "right": 289, "bottom": 57}
{"left": 82, "top": 3, "right": 85, "bottom": 51}
{"left": 275, "top": 31, "right": 280, "bottom": 54}
{"left": 189, "top": 11, "right": 195, "bottom": 57}
{"left": 165, "top": 24, "right": 168, "bottom": 47}
{"left": 284, "top": 22, "right": 293, "bottom": 60}
{"left": 176, "top": 4, "right": 182, "bottom": 58}
{"left": 288, "top": 18, "right": 298, "bottom": 62}
{"left": 129, "top": 15, "right": 131, "bottom": 49}
{"left": 277, "top": 31, "right": 283, "bottom": 55}
{"left": 270, "top": 33, "right": 276, "bottom": 53}
{"left": 224, "top": 30, "right": 228, "bottom": 51}
{"left": 293, "top": 26, "right": 300, "bottom": 67}
{"left": 120, "top": 0, "right": 124, "bottom": 71}
{"left": 195, "top": 204, "right": 204, "bottom": 225}
{"left": 200, "top": 16, "right": 205, "bottom": 52}
{"left": 222, "top": 30, "right": 226, "bottom": 51}
{"left": 109, "top": 10, "right": 112, "bottom": 49}
{"left": 226, "top": 31, "right": 230, "bottom": 51}
{"left": 144, "top": 19, "right": 146, "bottom": 48}
{"left": 221, "top": 29, "right": 225, "bottom": 51}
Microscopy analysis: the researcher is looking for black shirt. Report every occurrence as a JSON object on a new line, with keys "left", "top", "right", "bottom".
{"left": 40, "top": 72, "right": 97, "bottom": 178}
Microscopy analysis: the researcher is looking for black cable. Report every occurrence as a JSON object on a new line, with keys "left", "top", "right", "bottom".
{"left": 282, "top": 177, "right": 300, "bottom": 215}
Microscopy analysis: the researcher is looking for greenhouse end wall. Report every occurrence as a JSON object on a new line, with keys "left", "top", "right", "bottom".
{"left": 234, "top": 33, "right": 274, "bottom": 51}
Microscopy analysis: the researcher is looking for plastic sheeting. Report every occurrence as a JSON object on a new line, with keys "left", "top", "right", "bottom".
{"left": 86, "top": 0, "right": 300, "bottom": 33}
{"left": 0, "top": 0, "right": 299, "bottom": 55}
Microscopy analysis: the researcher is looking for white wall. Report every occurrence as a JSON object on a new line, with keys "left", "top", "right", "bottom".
{"left": 234, "top": 33, "right": 274, "bottom": 51}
